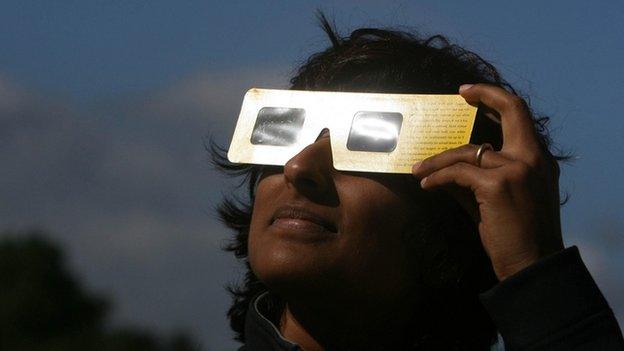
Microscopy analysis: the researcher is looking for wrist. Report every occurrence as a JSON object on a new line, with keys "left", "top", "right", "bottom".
{"left": 493, "top": 245, "right": 565, "bottom": 281}
{"left": 493, "top": 254, "right": 541, "bottom": 281}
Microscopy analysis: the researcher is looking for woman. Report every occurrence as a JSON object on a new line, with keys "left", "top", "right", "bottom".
{"left": 212, "top": 15, "right": 623, "bottom": 350}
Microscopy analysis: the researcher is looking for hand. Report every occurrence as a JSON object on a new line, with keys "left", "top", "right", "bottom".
{"left": 411, "top": 83, "right": 564, "bottom": 281}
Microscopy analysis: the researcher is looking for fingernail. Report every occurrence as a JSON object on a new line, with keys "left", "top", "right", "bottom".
{"left": 420, "top": 177, "right": 427, "bottom": 188}
{"left": 459, "top": 84, "right": 474, "bottom": 94}
{"left": 411, "top": 161, "right": 422, "bottom": 173}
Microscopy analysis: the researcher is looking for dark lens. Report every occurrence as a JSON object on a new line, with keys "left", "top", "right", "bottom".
{"left": 250, "top": 107, "right": 306, "bottom": 146}
{"left": 346, "top": 111, "right": 402, "bottom": 152}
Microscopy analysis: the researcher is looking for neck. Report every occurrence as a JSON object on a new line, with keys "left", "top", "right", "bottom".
{"left": 278, "top": 293, "right": 416, "bottom": 351}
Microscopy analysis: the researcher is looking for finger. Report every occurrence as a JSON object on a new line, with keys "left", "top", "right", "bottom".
{"left": 412, "top": 144, "right": 509, "bottom": 178}
{"left": 459, "top": 84, "right": 541, "bottom": 155}
{"left": 420, "top": 162, "right": 487, "bottom": 192}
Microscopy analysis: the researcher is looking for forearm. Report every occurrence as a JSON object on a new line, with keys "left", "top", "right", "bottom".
{"left": 480, "top": 246, "right": 624, "bottom": 350}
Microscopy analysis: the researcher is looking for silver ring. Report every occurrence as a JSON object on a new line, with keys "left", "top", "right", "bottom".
{"left": 475, "top": 143, "right": 493, "bottom": 167}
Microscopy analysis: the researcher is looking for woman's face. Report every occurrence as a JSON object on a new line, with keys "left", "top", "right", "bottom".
{"left": 248, "top": 130, "right": 429, "bottom": 303}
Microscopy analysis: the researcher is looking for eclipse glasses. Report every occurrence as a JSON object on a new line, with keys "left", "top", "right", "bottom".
{"left": 227, "top": 88, "right": 477, "bottom": 173}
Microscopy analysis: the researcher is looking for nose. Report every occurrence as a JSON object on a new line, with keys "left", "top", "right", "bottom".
{"left": 283, "top": 129, "right": 334, "bottom": 197}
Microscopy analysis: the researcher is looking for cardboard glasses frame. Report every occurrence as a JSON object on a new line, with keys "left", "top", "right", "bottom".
{"left": 227, "top": 88, "right": 478, "bottom": 174}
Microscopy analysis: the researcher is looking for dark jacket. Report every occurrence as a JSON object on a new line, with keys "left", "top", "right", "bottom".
{"left": 238, "top": 247, "right": 624, "bottom": 350}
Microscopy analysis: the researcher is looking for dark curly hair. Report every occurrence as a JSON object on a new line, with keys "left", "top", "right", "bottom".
{"left": 210, "top": 12, "right": 567, "bottom": 350}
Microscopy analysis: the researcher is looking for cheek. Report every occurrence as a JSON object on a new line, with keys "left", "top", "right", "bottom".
{"left": 335, "top": 180, "right": 416, "bottom": 291}
{"left": 340, "top": 180, "right": 410, "bottom": 246}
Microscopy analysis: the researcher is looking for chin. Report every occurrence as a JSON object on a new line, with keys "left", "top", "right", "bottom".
{"left": 248, "top": 237, "right": 338, "bottom": 297}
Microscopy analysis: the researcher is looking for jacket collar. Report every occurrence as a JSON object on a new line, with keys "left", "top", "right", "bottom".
{"left": 243, "top": 292, "right": 503, "bottom": 350}
{"left": 244, "top": 291, "right": 301, "bottom": 351}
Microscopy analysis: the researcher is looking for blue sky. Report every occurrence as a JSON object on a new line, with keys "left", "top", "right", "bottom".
{"left": 1, "top": 1, "right": 623, "bottom": 350}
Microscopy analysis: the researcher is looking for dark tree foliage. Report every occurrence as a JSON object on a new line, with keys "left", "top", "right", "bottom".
{"left": 0, "top": 229, "right": 201, "bottom": 351}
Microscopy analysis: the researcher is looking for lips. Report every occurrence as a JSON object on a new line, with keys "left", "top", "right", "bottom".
{"left": 272, "top": 204, "right": 337, "bottom": 233}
